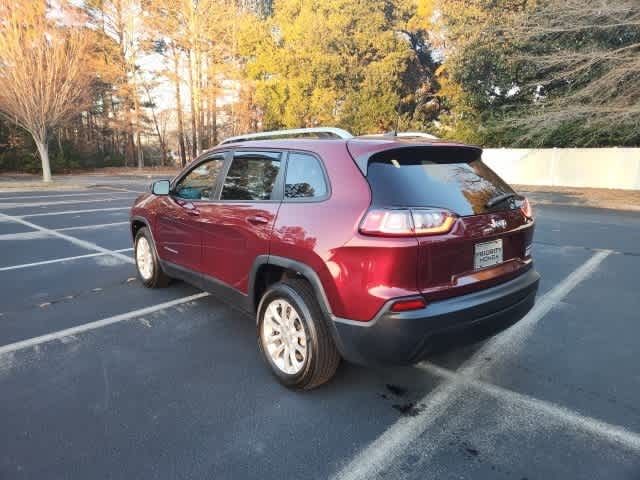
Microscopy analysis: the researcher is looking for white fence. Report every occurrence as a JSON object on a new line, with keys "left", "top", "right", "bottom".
{"left": 482, "top": 148, "right": 640, "bottom": 190}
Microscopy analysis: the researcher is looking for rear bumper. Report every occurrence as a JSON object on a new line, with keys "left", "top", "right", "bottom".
{"left": 332, "top": 268, "right": 540, "bottom": 366}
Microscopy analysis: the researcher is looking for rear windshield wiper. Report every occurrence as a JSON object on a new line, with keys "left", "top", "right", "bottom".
{"left": 485, "top": 192, "right": 519, "bottom": 209}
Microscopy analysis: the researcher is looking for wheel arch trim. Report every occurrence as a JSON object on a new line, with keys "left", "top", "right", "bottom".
{"left": 130, "top": 215, "right": 161, "bottom": 260}
{"left": 249, "top": 255, "right": 353, "bottom": 359}
{"left": 130, "top": 215, "right": 151, "bottom": 239}
{"left": 249, "top": 255, "right": 335, "bottom": 320}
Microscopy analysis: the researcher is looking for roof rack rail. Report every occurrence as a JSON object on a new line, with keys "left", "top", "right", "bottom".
{"left": 359, "top": 131, "right": 439, "bottom": 140}
{"left": 220, "top": 127, "right": 354, "bottom": 145}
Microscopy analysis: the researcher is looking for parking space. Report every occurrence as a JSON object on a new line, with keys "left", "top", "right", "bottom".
{"left": 483, "top": 253, "right": 640, "bottom": 432}
{"left": 29, "top": 209, "right": 132, "bottom": 230}
{"left": 0, "top": 255, "right": 203, "bottom": 345}
{"left": 1, "top": 183, "right": 639, "bottom": 479}
{"left": 62, "top": 222, "right": 133, "bottom": 251}
{"left": 533, "top": 204, "right": 640, "bottom": 255}
{"left": 374, "top": 381, "right": 640, "bottom": 480}
{"left": 0, "top": 235, "right": 92, "bottom": 269}
{"left": 0, "top": 218, "right": 38, "bottom": 235}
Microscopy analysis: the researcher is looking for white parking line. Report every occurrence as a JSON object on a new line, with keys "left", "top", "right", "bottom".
{"left": 94, "top": 185, "right": 149, "bottom": 195}
{"left": 56, "top": 221, "right": 129, "bottom": 232}
{"left": 0, "top": 192, "right": 131, "bottom": 201}
{"left": 0, "top": 231, "right": 50, "bottom": 241}
{"left": 0, "top": 292, "right": 211, "bottom": 356}
{"left": 96, "top": 186, "right": 146, "bottom": 194}
{"left": 0, "top": 222, "right": 129, "bottom": 241}
{"left": 0, "top": 248, "right": 133, "bottom": 272}
{"left": 0, "top": 197, "right": 134, "bottom": 209}
{"left": 333, "top": 250, "right": 612, "bottom": 480}
{"left": 20, "top": 207, "right": 130, "bottom": 218}
{"left": 421, "top": 362, "right": 640, "bottom": 452}
{"left": 0, "top": 213, "right": 134, "bottom": 264}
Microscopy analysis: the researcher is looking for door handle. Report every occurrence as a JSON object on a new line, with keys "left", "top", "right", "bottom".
{"left": 247, "top": 215, "right": 269, "bottom": 225}
{"left": 178, "top": 201, "right": 200, "bottom": 216}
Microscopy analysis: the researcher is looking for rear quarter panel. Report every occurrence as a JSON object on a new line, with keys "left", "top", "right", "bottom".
{"left": 270, "top": 144, "right": 376, "bottom": 320}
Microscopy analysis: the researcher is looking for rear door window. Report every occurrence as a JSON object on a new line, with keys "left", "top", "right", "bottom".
{"left": 221, "top": 151, "right": 282, "bottom": 201}
{"left": 285, "top": 153, "right": 328, "bottom": 199}
{"left": 366, "top": 147, "right": 515, "bottom": 216}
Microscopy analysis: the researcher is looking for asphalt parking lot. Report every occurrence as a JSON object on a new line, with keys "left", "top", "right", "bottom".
{"left": 1, "top": 178, "right": 639, "bottom": 479}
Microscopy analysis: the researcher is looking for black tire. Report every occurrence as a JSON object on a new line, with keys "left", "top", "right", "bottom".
{"left": 134, "top": 227, "right": 170, "bottom": 288}
{"left": 257, "top": 278, "right": 341, "bottom": 390}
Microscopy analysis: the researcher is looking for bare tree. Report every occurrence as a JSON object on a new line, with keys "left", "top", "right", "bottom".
{"left": 0, "top": 1, "right": 91, "bottom": 181}
{"left": 142, "top": 81, "right": 169, "bottom": 166}
{"left": 85, "top": 0, "right": 145, "bottom": 167}
{"left": 170, "top": 43, "right": 188, "bottom": 167}
{"left": 156, "top": 109, "right": 173, "bottom": 166}
{"left": 144, "top": 0, "right": 232, "bottom": 158}
{"left": 508, "top": 0, "right": 640, "bottom": 144}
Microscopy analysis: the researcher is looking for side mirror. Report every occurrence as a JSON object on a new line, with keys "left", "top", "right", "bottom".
{"left": 151, "top": 179, "right": 171, "bottom": 196}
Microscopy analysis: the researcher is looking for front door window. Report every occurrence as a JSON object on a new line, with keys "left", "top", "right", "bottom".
{"left": 174, "top": 156, "right": 225, "bottom": 200}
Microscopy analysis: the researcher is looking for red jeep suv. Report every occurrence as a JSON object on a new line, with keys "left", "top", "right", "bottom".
{"left": 130, "top": 129, "right": 539, "bottom": 389}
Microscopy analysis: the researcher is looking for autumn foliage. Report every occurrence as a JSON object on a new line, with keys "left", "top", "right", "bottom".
{"left": 0, "top": 0, "right": 638, "bottom": 181}
{"left": 0, "top": 0, "right": 91, "bottom": 181}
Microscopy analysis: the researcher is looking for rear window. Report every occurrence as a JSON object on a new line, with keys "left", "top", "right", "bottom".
{"left": 285, "top": 153, "right": 327, "bottom": 199}
{"left": 366, "top": 147, "right": 515, "bottom": 216}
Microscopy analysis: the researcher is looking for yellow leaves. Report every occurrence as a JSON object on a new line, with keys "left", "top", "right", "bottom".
{"left": 0, "top": 0, "right": 92, "bottom": 140}
{"left": 406, "top": 0, "right": 437, "bottom": 31}
{"left": 309, "top": 88, "right": 339, "bottom": 126}
{"left": 245, "top": 0, "right": 419, "bottom": 132}
{"left": 237, "top": 13, "right": 272, "bottom": 58}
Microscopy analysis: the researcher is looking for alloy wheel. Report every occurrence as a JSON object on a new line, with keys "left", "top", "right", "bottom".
{"left": 262, "top": 299, "right": 308, "bottom": 375}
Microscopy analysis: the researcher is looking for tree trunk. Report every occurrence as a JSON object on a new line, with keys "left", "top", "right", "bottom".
{"left": 136, "top": 132, "right": 144, "bottom": 169}
{"left": 207, "top": 59, "right": 217, "bottom": 146}
{"left": 198, "top": 54, "right": 206, "bottom": 150}
{"left": 187, "top": 49, "right": 198, "bottom": 159}
{"left": 133, "top": 76, "right": 143, "bottom": 169}
{"left": 172, "top": 46, "right": 187, "bottom": 167}
{"left": 145, "top": 85, "right": 168, "bottom": 167}
{"left": 211, "top": 81, "right": 218, "bottom": 145}
{"left": 56, "top": 130, "right": 66, "bottom": 169}
{"left": 34, "top": 135, "right": 52, "bottom": 183}
{"left": 125, "top": 133, "right": 135, "bottom": 167}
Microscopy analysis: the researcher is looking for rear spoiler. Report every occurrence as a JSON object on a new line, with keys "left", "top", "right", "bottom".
{"left": 347, "top": 143, "right": 483, "bottom": 176}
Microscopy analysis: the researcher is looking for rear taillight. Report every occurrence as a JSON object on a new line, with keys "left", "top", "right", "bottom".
{"left": 359, "top": 208, "right": 456, "bottom": 237}
{"left": 412, "top": 210, "right": 457, "bottom": 235}
{"left": 520, "top": 197, "right": 533, "bottom": 219}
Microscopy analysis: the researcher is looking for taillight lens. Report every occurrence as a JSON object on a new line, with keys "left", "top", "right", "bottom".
{"left": 520, "top": 197, "right": 533, "bottom": 219}
{"left": 359, "top": 208, "right": 456, "bottom": 237}
{"left": 411, "top": 209, "right": 457, "bottom": 235}
{"left": 360, "top": 209, "right": 413, "bottom": 236}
